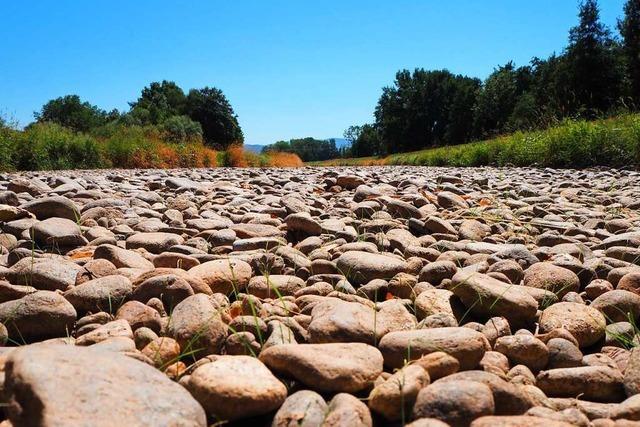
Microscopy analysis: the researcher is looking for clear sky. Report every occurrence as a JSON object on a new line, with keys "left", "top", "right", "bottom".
{"left": 0, "top": 0, "right": 627, "bottom": 145}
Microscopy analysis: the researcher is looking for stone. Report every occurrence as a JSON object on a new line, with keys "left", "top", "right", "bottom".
{"left": 539, "top": 302, "right": 606, "bottom": 348}
{"left": 0, "top": 290, "right": 76, "bottom": 342}
{"left": 379, "top": 327, "right": 488, "bottom": 370}
{"left": 188, "top": 259, "right": 252, "bottom": 295}
{"left": 335, "top": 251, "right": 407, "bottom": 285}
{"left": 185, "top": 355, "right": 287, "bottom": 421}
{"left": 260, "top": 343, "right": 383, "bottom": 393}
{"left": 4, "top": 344, "right": 206, "bottom": 426}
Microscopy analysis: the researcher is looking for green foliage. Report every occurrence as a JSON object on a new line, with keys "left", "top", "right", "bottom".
{"left": 262, "top": 137, "right": 338, "bottom": 162}
{"left": 380, "top": 114, "right": 640, "bottom": 168}
{"left": 186, "top": 87, "right": 243, "bottom": 149}
{"left": 619, "top": 0, "right": 640, "bottom": 105}
{"left": 374, "top": 69, "right": 481, "bottom": 153}
{"left": 565, "top": 0, "right": 626, "bottom": 117}
{"left": 128, "top": 80, "right": 187, "bottom": 125}
{"left": 13, "top": 123, "right": 102, "bottom": 170}
{"left": 344, "top": 124, "right": 383, "bottom": 157}
{"left": 34, "top": 95, "right": 114, "bottom": 133}
{"left": 162, "top": 115, "right": 203, "bottom": 143}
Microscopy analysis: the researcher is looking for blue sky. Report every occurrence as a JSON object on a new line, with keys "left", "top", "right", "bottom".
{"left": 0, "top": 0, "right": 626, "bottom": 144}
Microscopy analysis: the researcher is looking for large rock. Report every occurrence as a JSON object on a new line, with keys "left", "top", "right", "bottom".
{"left": 126, "top": 232, "right": 185, "bottom": 254}
{"left": 246, "top": 275, "right": 305, "bottom": 298}
{"left": 536, "top": 366, "right": 625, "bottom": 402}
{"left": 6, "top": 257, "right": 83, "bottom": 291}
{"left": 412, "top": 380, "right": 494, "bottom": 427}
{"left": 450, "top": 271, "right": 538, "bottom": 327}
{"left": 272, "top": 390, "right": 327, "bottom": 427}
{"left": 523, "top": 262, "right": 580, "bottom": 298}
{"left": 32, "top": 217, "right": 88, "bottom": 248}
{"left": 539, "top": 302, "right": 606, "bottom": 348}
{"left": 94, "top": 244, "right": 154, "bottom": 269}
{"left": 308, "top": 298, "right": 415, "bottom": 345}
{"left": 188, "top": 259, "right": 252, "bottom": 295}
{"left": 260, "top": 343, "right": 383, "bottom": 393}
{"left": 21, "top": 195, "right": 79, "bottom": 220}
{"left": 185, "top": 355, "right": 287, "bottom": 421}
{"left": 368, "top": 364, "right": 429, "bottom": 420}
{"left": 63, "top": 275, "right": 132, "bottom": 313}
{"left": 378, "top": 327, "right": 488, "bottom": 370}
{"left": 0, "top": 291, "right": 76, "bottom": 342}
{"left": 336, "top": 251, "right": 407, "bottom": 285}
{"left": 166, "top": 293, "right": 228, "bottom": 357}
{"left": 4, "top": 344, "right": 206, "bottom": 426}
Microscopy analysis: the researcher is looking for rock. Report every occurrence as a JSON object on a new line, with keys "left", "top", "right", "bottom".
{"left": 537, "top": 366, "right": 625, "bottom": 402}
{"left": 6, "top": 257, "right": 83, "bottom": 291}
{"left": 539, "top": 302, "right": 606, "bottom": 348}
{"left": 379, "top": 327, "right": 487, "bottom": 370}
{"left": 450, "top": 271, "right": 538, "bottom": 327}
{"left": 591, "top": 290, "right": 640, "bottom": 323}
{"left": 4, "top": 344, "right": 206, "bottom": 426}
{"left": 412, "top": 380, "right": 494, "bottom": 427}
{"left": 323, "top": 393, "right": 372, "bottom": 427}
{"left": 185, "top": 355, "right": 287, "bottom": 421}
{"left": 470, "top": 416, "right": 574, "bottom": 427}
{"left": 21, "top": 195, "right": 79, "bottom": 220}
{"left": 0, "top": 291, "right": 76, "bottom": 341}
{"left": 247, "top": 275, "right": 306, "bottom": 298}
{"left": 368, "top": 364, "right": 430, "bottom": 420}
{"left": 308, "top": 298, "right": 415, "bottom": 344}
{"left": 286, "top": 212, "right": 323, "bottom": 235}
{"left": 188, "top": 259, "right": 252, "bottom": 295}
{"left": 94, "top": 244, "right": 154, "bottom": 269}
{"left": 523, "top": 262, "right": 580, "bottom": 298}
{"left": 63, "top": 275, "right": 132, "bottom": 313}
{"left": 32, "top": 217, "right": 88, "bottom": 248}
{"left": 260, "top": 343, "right": 383, "bottom": 393}
{"left": 419, "top": 261, "right": 458, "bottom": 285}
{"left": 494, "top": 334, "right": 549, "bottom": 372}
{"left": 272, "top": 390, "right": 327, "bottom": 427}
{"left": 126, "top": 232, "right": 185, "bottom": 254}
{"left": 335, "top": 251, "right": 407, "bottom": 285}
{"left": 624, "top": 347, "right": 640, "bottom": 397}
{"left": 166, "top": 294, "right": 228, "bottom": 358}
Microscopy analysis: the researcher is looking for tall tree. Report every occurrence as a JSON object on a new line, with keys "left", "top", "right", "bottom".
{"left": 186, "top": 87, "right": 243, "bottom": 148}
{"left": 128, "top": 80, "right": 187, "bottom": 125}
{"left": 34, "top": 95, "right": 109, "bottom": 132}
{"left": 619, "top": 0, "right": 640, "bottom": 106}
{"left": 374, "top": 69, "right": 480, "bottom": 153}
{"left": 565, "top": 0, "right": 625, "bottom": 117}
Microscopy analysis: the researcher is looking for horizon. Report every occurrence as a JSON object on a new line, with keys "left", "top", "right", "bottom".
{"left": 0, "top": 0, "right": 626, "bottom": 145}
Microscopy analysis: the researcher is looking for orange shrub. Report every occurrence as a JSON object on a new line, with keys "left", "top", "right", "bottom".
{"left": 266, "top": 152, "right": 303, "bottom": 167}
{"left": 226, "top": 144, "right": 249, "bottom": 167}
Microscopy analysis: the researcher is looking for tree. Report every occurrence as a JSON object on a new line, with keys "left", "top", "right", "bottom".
{"left": 619, "top": 0, "right": 640, "bottom": 106}
{"left": 34, "top": 95, "right": 109, "bottom": 132}
{"left": 185, "top": 87, "right": 243, "bottom": 148}
{"left": 473, "top": 63, "right": 529, "bottom": 137}
{"left": 565, "top": 0, "right": 625, "bottom": 117}
{"left": 262, "top": 137, "right": 338, "bottom": 161}
{"left": 374, "top": 69, "right": 480, "bottom": 153}
{"left": 128, "top": 80, "right": 187, "bottom": 125}
{"left": 344, "top": 124, "right": 382, "bottom": 157}
{"left": 162, "top": 115, "right": 203, "bottom": 143}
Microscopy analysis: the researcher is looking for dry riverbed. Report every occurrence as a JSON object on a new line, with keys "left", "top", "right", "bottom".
{"left": 1, "top": 166, "right": 640, "bottom": 426}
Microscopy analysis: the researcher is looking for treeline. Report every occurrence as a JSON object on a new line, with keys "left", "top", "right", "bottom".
{"left": 345, "top": 0, "right": 640, "bottom": 157}
{"left": 261, "top": 138, "right": 348, "bottom": 162}
{"left": 32, "top": 81, "right": 243, "bottom": 149}
{"left": 0, "top": 81, "right": 245, "bottom": 170}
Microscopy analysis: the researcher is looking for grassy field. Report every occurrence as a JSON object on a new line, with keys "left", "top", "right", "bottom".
{"left": 309, "top": 114, "right": 640, "bottom": 168}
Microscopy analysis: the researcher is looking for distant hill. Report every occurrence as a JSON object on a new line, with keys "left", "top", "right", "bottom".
{"left": 243, "top": 144, "right": 265, "bottom": 153}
